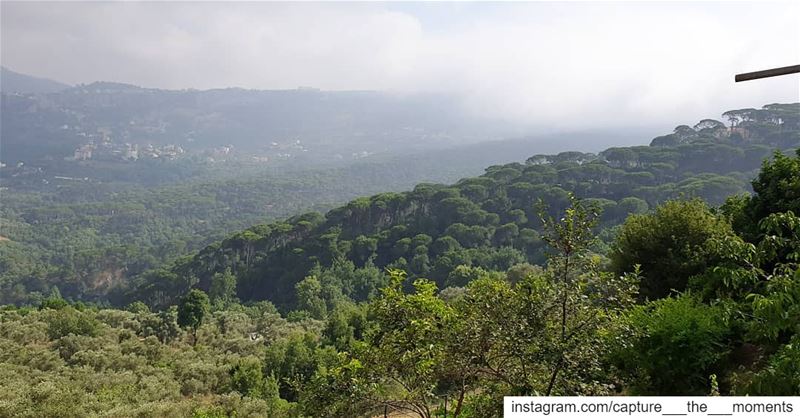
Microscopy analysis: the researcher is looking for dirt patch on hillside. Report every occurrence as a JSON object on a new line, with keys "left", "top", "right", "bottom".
{"left": 90, "top": 267, "right": 127, "bottom": 292}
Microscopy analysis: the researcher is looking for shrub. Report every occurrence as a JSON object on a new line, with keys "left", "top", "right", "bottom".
{"left": 614, "top": 294, "right": 730, "bottom": 395}
{"left": 43, "top": 307, "right": 100, "bottom": 340}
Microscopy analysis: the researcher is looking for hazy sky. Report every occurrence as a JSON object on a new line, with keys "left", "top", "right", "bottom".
{"left": 2, "top": 1, "right": 799, "bottom": 130}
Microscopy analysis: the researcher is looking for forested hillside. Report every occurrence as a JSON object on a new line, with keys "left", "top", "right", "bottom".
{"left": 2, "top": 70, "right": 653, "bottom": 307}
{"left": 0, "top": 162, "right": 436, "bottom": 305}
{"left": 2, "top": 118, "right": 799, "bottom": 415}
{"left": 127, "top": 103, "right": 799, "bottom": 310}
{"left": 1, "top": 131, "right": 640, "bottom": 306}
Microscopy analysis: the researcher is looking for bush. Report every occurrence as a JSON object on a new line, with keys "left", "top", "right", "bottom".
{"left": 736, "top": 336, "right": 800, "bottom": 395}
{"left": 614, "top": 294, "right": 730, "bottom": 395}
{"left": 610, "top": 199, "right": 735, "bottom": 299}
{"left": 39, "top": 297, "right": 69, "bottom": 310}
{"left": 43, "top": 307, "right": 100, "bottom": 340}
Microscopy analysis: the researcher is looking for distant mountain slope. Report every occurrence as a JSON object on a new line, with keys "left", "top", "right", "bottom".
{"left": 0, "top": 67, "right": 70, "bottom": 94}
{"left": 0, "top": 82, "right": 521, "bottom": 164}
{"left": 0, "top": 73, "right": 659, "bottom": 166}
{"left": 124, "top": 103, "right": 800, "bottom": 309}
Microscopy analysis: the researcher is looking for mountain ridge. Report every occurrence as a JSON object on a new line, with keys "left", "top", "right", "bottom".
{"left": 122, "top": 103, "right": 800, "bottom": 309}
{"left": 0, "top": 66, "right": 70, "bottom": 93}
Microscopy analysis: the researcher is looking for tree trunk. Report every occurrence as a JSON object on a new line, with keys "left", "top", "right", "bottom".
{"left": 547, "top": 252, "right": 571, "bottom": 395}
{"left": 452, "top": 378, "right": 467, "bottom": 417}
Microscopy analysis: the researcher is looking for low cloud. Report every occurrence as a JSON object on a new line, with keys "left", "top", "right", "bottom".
{"left": 2, "top": 2, "right": 798, "bottom": 130}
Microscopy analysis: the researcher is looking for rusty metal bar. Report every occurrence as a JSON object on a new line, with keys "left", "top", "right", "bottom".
{"left": 735, "top": 64, "right": 800, "bottom": 82}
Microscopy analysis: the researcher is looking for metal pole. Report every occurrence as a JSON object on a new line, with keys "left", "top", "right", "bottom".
{"left": 735, "top": 64, "right": 800, "bottom": 82}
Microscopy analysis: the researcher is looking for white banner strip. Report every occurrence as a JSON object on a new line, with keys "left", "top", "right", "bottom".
{"left": 504, "top": 396, "right": 799, "bottom": 418}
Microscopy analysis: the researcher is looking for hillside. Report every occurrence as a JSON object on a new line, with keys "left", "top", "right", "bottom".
{"left": 5, "top": 1, "right": 800, "bottom": 414}
{"left": 125, "top": 103, "right": 800, "bottom": 309}
{"left": 0, "top": 128, "right": 650, "bottom": 306}
{"left": 3, "top": 112, "right": 800, "bottom": 415}
{"left": 0, "top": 81, "right": 521, "bottom": 164}
{"left": 0, "top": 67, "right": 70, "bottom": 94}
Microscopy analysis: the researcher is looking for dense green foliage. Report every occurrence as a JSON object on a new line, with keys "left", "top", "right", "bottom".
{"left": 177, "top": 289, "right": 211, "bottom": 344}
{"left": 1, "top": 103, "right": 799, "bottom": 416}
{"left": 0, "top": 302, "right": 300, "bottom": 417}
{"left": 0, "top": 163, "right": 414, "bottom": 305}
{"left": 1, "top": 131, "right": 609, "bottom": 306}
{"left": 133, "top": 104, "right": 798, "bottom": 310}
{"left": 610, "top": 199, "right": 736, "bottom": 299}
{"left": 614, "top": 295, "right": 731, "bottom": 395}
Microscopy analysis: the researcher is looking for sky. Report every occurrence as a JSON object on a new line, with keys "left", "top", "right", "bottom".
{"left": 1, "top": 1, "right": 799, "bottom": 131}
